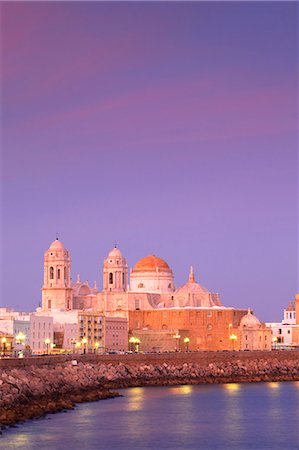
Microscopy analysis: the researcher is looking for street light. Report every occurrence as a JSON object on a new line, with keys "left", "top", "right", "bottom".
{"left": 272, "top": 337, "right": 278, "bottom": 350}
{"left": 173, "top": 333, "right": 181, "bottom": 351}
{"left": 228, "top": 323, "right": 232, "bottom": 341}
{"left": 15, "top": 332, "right": 26, "bottom": 345}
{"left": 183, "top": 337, "right": 190, "bottom": 352}
{"left": 44, "top": 338, "right": 51, "bottom": 355}
{"left": 129, "top": 337, "right": 141, "bottom": 353}
{"left": 94, "top": 342, "right": 100, "bottom": 354}
{"left": 81, "top": 337, "right": 88, "bottom": 354}
{"left": 1, "top": 337, "right": 7, "bottom": 356}
{"left": 134, "top": 338, "right": 141, "bottom": 353}
{"left": 229, "top": 334, "right": 237, "bottom": 351}
{"left": 15, "top": 332, "right": 26, "bottom": 357}
{"left": 129, "top": 336, "right": 136, "bottom": 352}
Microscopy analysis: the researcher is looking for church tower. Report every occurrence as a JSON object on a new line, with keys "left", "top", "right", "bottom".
{"left": 103, "top": 246, "right": 128, "bottom": 292}
{"left": 41, "top": 238, "right": 73, "bottom": 311}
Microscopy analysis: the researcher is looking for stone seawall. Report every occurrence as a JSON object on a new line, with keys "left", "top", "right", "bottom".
{"left": 1, "top": 351, "right": 299, "bottom": 428}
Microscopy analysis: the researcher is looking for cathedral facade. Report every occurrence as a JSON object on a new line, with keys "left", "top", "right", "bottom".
{"left": 41, "top": 239, "right": 225, "bottom": 317}
{"left": 41, "top": 238, "right": 274, "bottom": 351}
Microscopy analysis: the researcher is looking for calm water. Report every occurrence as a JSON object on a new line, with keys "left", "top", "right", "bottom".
{"left": 1, "top": 382, "right": 299, "bottom": 450}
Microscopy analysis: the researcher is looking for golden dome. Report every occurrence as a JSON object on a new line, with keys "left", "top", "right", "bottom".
{"left": 133, "top": 255, "right": 172, "bottom": 273}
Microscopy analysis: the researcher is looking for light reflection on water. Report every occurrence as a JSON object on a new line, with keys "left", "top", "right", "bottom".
{"left": 1, "top": 382, "right": 298, "bottom": 450}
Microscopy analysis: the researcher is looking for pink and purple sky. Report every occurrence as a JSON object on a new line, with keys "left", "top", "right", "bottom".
{"left": 1, "top": 2, "right": 298, "bottom": 321}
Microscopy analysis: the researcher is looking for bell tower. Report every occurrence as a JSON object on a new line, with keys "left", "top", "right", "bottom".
{"left": 103, "top": 246, "right": 128, "bottom": 292}
{"left": 41, "top": 238, "right": 73, "bottom": 311}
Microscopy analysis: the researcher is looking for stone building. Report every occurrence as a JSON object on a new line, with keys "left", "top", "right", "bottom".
{"left": 40, "top": 238, "right": 271, "bottom": 352}
{"left": 129, "top": 307, "right": 247, "bottom": 352}
{"left": 239, "top": 310, "right": 271, "bottom": 351}
{"left": 77, "top": 312, "right": 128, "bottom": 353}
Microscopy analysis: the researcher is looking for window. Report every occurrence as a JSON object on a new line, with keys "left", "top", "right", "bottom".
{"left": 48, "top": 300, "right": 51, "bottom": 309}
{"left": 49, "top": 267, "right": 54, "bottom": 279}
{"left": 64, "top": 267, "right": 67, "bottom": 280}
{"left": 287, "top": 330, "right": 290, "bottom": 334}
{"left": 57, "top": 268, "right": 61, "bottom": 279}
{"left": 135, "top": 299, "right": 140, "bottom": 310}
{"left": 122, "top": 273, "right": 125, "bottom": 286}
{"left": 138, "top": 283, "right": 144, "bottom": 288}
{"left": 109, "top": 273, "right": 113, "bottom": 284}
{"left": 168, "top": 283, "right": 172, "bottom": 289}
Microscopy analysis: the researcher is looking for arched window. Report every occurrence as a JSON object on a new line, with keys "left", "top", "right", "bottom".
{"left": 122, "top": 272, "right": 125, "bottom": 286}
{"left": 168, "top": 283, "right": 172, "bottom": 289}
{"left": 64, "top": 267, "right": 66, "bottom": 280}
{"left": 49, "top": 267, "right": 54, "bottom": 279}
{"left": 109, "top": 273, "right": 113, "bottom": 284}
{"left": 57, "top": 268, "right": 61, "bottom": 279}
{"left": 48, "top": 299, "right": 51, "bottom": 309}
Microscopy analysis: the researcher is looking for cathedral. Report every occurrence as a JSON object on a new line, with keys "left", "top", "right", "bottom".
{"left": 42, "top": 238, "right": 224, "bottom": 316}
{"left": 41, "top": 238, "right": 272, "bottom": 351}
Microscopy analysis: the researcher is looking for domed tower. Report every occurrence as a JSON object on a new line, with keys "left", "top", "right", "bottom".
{"left": 41, "top": 238, "right": 73, "bottom": 311}
{"left": 103, "top": 246, "right": 128, "bottom": 292}
{"left": 130, "top": 255, "right": 175, "bottom": 293}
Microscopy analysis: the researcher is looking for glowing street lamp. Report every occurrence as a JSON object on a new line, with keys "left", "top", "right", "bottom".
{"left": 173, "top": 333, "right": 181, "bottom": 351}
{"left": 81, "top": 337, "right": 88, "bottom": 354}
{"left": 272, "top": 337, "right": 278, "bottom": 350}
{"left": 1, "top": 337, "right": 7, "bottom": 356}
{"left": 15, "top": 332, "right": 26, "bottom": 345}
{"left": 134, "top": 338, "right": 141, "bottom": 353}
{"left": 183, "top": 337, "right": 190, "bottom": 352}
{"left": 129, "top": 337, "right": 140, "bottom": 353}
{"left": 94, "top": 342, "right": 100, "bottom": 354}
{"left": 129, "top": 336, "right": 136, "bottom": 352}
{"left": 44, "top": 338, "right": 51, "bottom": 355}
{"left": 229, "top": 334, "right": 237, "bottom": 351}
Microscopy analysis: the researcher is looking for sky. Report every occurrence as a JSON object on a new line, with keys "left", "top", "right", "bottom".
{"left": 1, "top": 1, "right": 298, "bottom": 321}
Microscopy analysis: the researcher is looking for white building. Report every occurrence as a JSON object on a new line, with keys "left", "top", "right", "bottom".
{"left": 266, "top": 300, "right": 299, "bottom": 347}
{"left": 30, "top": 315, "right": 54, "bottom": 354}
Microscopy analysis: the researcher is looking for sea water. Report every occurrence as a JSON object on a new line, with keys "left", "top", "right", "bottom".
{"left": 1, "top": 382, "right": 298, "bottom": 450}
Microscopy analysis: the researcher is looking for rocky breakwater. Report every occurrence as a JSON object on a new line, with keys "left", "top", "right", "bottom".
{"left": 0, "top": 362, "right": 119, "bottom": 429}
{"left": 1, "top": 354, "right": 299, "bottom": 427}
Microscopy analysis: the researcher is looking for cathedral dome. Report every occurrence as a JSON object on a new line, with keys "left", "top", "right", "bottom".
{"left": 133, "top": 255, "right": 172, "bottom": 273}
{"left": 49, "top": 238, "right": 65, "bottom": 250}
{"left": 175, "top": 267, "right": 208, "bottom": 295}
{"left": 240, "top": 310, "right": 261, "bottom": 328}
{"left": 108, "top": 246, "right": 123, "bottom": 258}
